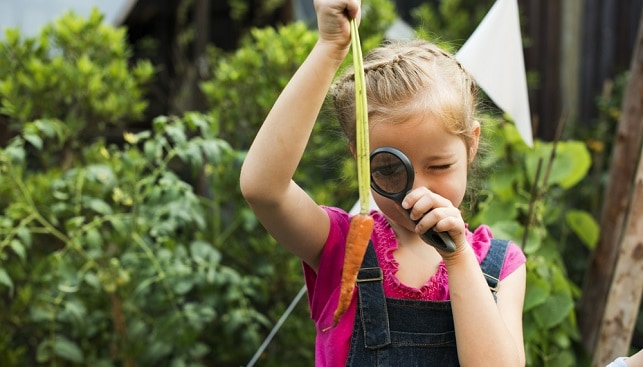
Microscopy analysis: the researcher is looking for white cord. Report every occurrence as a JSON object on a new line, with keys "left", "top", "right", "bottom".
{"left": 246, "top": 285, "right": 308, "bottom": 367}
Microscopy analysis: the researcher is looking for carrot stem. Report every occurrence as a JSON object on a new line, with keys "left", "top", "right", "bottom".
{"left": 351, "top": 18, "right": 370, "bottom": 216}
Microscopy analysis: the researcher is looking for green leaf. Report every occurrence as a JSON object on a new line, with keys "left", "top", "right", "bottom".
{"left": 144, "top": 139, "right": 159, "bottom": 161}
{"left": 0, "top": 268, "right": 14, "bottom": 291}
{"left": 474, "top": 197, "right": 519, "bottom": 226}
{"left": 526, "top": 141, "right": 591, "bottom": 189}
{"left": 201, "top": 140, "right": 222, "bottom": 162}
{"left": 84, "top": 198, "right": 112, "bottom": 215}
{"left": 531, "top": 289, "right": 574, "bottom": 329}
{"left": 85, "top": 165, "right": 117, "bottom": 187}
{"left": 489, "top": 170, "right": 520, "bottom": 200}
{"left": 524, "top": 270, "right": 551, "bottom": 311}
{"left": 84, "top": 271, "right": 101, "bottom": 289}
{"left": 552, "top": 328, "right": 571, "bottom": 348}
{"left": 165, "top": 124, "right": 187, "bottom": 145}
{"left": 36, "top": 340, "right": 52, "bottom": 363}
{"left": 16, "top": 226, "right": 32, "bottom": 247}
{"left": 547, "top": 349, "right": 576, "bottom": 367}
{"left": 23, "top": 132, "right": 43, "bottom": 150}
{"left": 9, "top": 239, "right": 27, "bottom": 262}
{"left": 85, "top": 227, "right": 103, "bottom": 247}
{"left": 110, "top": 217, "right": 128, "bottom": 236}
{"left": 487, "top": 220, "right": 521, "bottom": 245}
{"left": 52, "top": 336, "right": 84, "bottom": 363}
{"left": 177, "top": 143, "right": 204, "bottom": 169}
{"left": 190, "top": 241, "right": 218, "bottom": 262}
{"left": 565, "top": 210, "right": 599, "bottom": 249}
{"left": 65, "top": 216, "right": 86, "bottom": 231}
{"left": 4, "top": 140, "right": 26, "bottom": 163}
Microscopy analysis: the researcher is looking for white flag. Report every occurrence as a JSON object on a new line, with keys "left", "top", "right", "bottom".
{"left": 456, "top": 0, "right": 533, "bottom": 147}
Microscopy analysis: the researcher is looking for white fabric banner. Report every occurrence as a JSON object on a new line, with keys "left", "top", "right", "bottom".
{"left": 455, "top": 0, "right": 533, "bottom": 147}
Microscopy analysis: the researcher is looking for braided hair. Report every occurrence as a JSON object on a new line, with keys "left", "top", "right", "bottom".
{"left": 330, "top": 39, "right": 479, "bottom": 158}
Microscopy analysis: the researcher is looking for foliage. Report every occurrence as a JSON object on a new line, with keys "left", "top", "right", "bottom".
{"left": 0, "top": 9, "right": 153, "bottom": 148}
{"left": 409, "top": 0, "right": 496, "bottom": 51}
{"left": 469, "top": 120, "right": 596, "bottom": 366}
{"left": 0, "top": 113, "right": 274, "bottom": 366}
{"left": 0, "top": 10, "right": 268, "bottom": 366}
{"left": 228, "top": 0, "right": 286, "bottom": 26}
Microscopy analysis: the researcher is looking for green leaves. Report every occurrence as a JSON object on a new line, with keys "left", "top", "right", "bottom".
{"left": 0, "top": 7, "right": 153, "bottom": 138}
{"left": 565, "top": 210, "right": 599, "bottom": 249}
{"left": 525, "top": 140, "right": 592, "bottom": 189}
{"left": 36, "top": 335, "right": 84, "bottom": 364}
{"left": 201, "top": 22, "right": 318, "bottom": 150}
{"left": 523, "top": 257, "right": 579, "bottom": 367}
{"left": 0, "top": 110, "right": 257, "bottom": 366}
{"left": 469, "top": 120, "right": 593, "bottom": 366}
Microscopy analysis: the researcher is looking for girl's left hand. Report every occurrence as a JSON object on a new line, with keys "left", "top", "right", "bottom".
{"left": 402, "top": 186, "right": 469, "bottom": 257}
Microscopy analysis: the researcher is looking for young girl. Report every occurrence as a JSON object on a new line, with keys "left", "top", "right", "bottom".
{"left": 240, "top": 0, "right": 527, "bottom": 365}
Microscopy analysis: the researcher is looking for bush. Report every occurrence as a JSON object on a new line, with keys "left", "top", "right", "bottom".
{"left": 0, "top": 9, "right": 153, "bottom": 145}
{"left": 470, "top": 121, "right": 595, "bottom": 366}
{"left": 0, "top": 111, "right": 275, "bottom": 366}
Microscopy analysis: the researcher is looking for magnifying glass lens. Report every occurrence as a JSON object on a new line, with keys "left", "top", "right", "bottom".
{"left": 370, "top": 152, "right": 408, "bottom": 194}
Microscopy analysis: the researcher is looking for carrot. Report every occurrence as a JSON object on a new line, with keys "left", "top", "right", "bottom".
{"left": 325, "top": 213, "right": 374, "bottom": 331}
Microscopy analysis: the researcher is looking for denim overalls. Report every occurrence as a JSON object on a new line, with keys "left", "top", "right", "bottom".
{"left": 345, "top": 239, "right": 509, "bottom": 366}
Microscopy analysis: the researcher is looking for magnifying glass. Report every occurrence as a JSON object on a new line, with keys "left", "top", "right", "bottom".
{"left": 370, "top": 147, "right": 456, "bottom": 252}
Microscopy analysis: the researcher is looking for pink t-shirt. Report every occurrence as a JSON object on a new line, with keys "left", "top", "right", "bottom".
{"left": 303, "top": 206, "right": 526, "bottom": 367}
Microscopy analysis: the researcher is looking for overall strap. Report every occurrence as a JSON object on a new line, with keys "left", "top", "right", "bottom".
{"left": 355, "top": 241, "right": 391, "bottom": 348}
{"left": 480, "top": 239, "right": 510, "bottom": 300}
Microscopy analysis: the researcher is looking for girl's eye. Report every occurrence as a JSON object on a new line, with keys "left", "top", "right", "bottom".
{"left": 430, "top": 164, "right": 453, "bottom": 171}
{"left": 372, "top": 162, "right": 405, "bottom": 179}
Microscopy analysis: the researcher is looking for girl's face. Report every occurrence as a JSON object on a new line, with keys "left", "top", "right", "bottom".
{"left": 367, "top": 114, "right": 479, "bottom": 234}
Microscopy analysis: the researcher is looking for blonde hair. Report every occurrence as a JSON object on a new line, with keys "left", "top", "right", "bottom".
{"left": 330, "top": 39, "right": 479, "bottom": 154}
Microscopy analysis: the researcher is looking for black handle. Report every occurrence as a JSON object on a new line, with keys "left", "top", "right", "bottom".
{"left": 408, "top": 212, "right": 456, "bottom": 252}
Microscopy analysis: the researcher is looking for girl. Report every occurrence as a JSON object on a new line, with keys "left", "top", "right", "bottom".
{"left": 240, "top": 0, "right": 527, "bottom": 365}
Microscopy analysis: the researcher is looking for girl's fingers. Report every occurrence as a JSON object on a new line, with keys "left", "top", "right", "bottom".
{"left": 402, "top": 187, "right": 467, "bottom": 245}
{"left": 346, "top": 0, "right": 361, "bottom": 20}
{"left": 414, "top": 207, "right": 462, "bottom": 234}
{"left": 314, "top": 0, "right": 360, "bottom": 44}
{"left": 402, "top": 187, "right": 452, "bottom": 220}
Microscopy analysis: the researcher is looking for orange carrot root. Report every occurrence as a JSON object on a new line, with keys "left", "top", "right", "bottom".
{"left": 325, "top": 214, "right": 374, "bottom": 331}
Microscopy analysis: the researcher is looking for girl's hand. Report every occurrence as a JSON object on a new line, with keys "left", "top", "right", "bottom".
{"left": 314, "top": 0, "right": 360, "bottom": 51}
{"left": 402, "top": 187, "right": 469, "bottom": 259}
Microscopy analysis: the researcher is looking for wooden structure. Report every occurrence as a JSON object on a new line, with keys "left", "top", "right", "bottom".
{"left": 582, "top": 15, "right": 643, "bottom": 364}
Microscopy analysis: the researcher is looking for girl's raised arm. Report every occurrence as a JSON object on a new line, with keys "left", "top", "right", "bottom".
{"left": 239, "top": 0, "right": 360, "bottom": 271}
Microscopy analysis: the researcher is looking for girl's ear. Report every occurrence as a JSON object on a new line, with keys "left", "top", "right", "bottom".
{"left": 468, "top": 120, "right": 481, "bottom": 163}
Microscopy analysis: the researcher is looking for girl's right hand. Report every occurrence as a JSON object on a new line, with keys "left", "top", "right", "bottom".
{"left": 314, "top": 0, "right": 361, "bottom": 51}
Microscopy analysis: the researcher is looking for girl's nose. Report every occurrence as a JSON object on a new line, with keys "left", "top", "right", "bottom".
{"left": 411, "top": 171, "right": 432, "bottom": 192}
